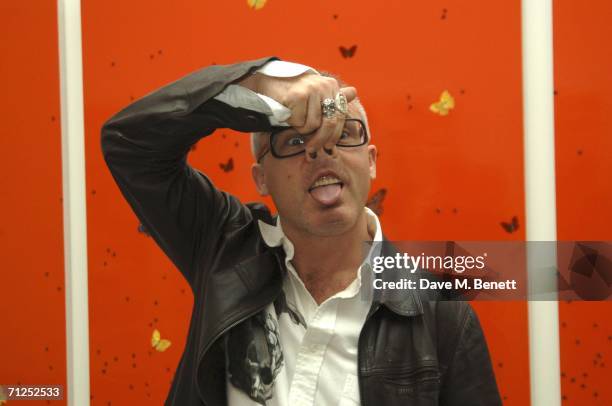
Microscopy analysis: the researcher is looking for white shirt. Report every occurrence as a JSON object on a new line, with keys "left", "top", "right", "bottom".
{"left": 226, "top": 208, "right": 382, "bottom": 406}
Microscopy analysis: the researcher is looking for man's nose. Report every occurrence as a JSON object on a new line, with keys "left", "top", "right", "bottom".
{"left": 308, "top": 143, "right": 337, "bottom": 160}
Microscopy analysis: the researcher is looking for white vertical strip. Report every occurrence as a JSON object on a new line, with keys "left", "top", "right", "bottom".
{"left": 57, "top": 0, "right": 90, "bottom": 405}
{"left": 521, "top": 0, "right": 561, "bottom": 405}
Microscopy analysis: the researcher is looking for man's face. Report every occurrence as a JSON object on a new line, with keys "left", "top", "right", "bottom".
{"left": 251, "top": 103, "right": 377, "bottom": 237}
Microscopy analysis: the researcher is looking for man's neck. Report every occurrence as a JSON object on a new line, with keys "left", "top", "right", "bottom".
{"left": 282, "top": 212, "right": 374, "bottom": 304}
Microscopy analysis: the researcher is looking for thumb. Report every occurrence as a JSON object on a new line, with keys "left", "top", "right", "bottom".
{"left": 340, "top": 86, "right": 358, "bottom": 103}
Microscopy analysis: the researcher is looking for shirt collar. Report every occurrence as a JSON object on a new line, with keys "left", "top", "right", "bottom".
{"left": 257, "top": 207, "right": 383, "bottom": 298}
{"left": 257, "top": 215, "right": 296, "bottom": 261}
{"left": 257, "top": 207, "right": 382, "bottom": 251}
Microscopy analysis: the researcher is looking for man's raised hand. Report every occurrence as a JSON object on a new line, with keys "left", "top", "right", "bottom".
{"left": 239, "top": 70, "right": 358, "bottom": 160}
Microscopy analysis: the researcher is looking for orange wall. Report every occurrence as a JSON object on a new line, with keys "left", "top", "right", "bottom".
{"left": 554, "top": 0, "right": 612, "bottom": 404}
{"left": 1, "top": 0, "right": 610, "bottom": 405}
{"left": 0, "top": 1, "right": 67, "bottom": 404}
{"left": 83, "top": 1, "right": 529, "bottom": 404}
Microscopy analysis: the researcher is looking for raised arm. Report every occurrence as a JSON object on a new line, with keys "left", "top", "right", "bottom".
{"left": 101, "top": 57, "right": 357, "bottom": 291}
{"left": 100, "top": 57, "right": 277, "bottom": 289}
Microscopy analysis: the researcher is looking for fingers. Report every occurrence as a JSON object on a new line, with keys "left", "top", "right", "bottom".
{"left": 284, "top": 88, "right": 309, "bottom": 129}
{"left": 277, "top": 74, "right": 357, "bottom": 161}
{"left": 287, "top": 76, "right": 341, "bottom": 134}
{"left": 340, "top": 86, "right": 357, "bottom": 103}
{"left": 305, "top": 114, "right": 345, "bottom": 162}
{"left": 323, "top": 117, "right": 344, "bottom": 156}
{"left": 293, "top": 92, "right": 322, "bottom": 135}
{"left": 303, "top": 84, "right": 355, "bottom": 160}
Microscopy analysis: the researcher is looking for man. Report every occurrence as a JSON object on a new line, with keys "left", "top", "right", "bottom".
{"left": 101, "top": 57, "right": 501, "bottom": 405}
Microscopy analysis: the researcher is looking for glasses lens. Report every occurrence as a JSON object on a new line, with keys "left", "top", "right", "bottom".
{"left": 337, "top": 119, "right": 366, "bottom": 146}
{"left": 271, "top": 119, "right": 366, "bottom": 158}
{"left": 272, "top": 129, "right": 312, "bottom": 157}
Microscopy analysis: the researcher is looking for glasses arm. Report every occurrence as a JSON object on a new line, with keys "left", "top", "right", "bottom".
{"left": 256, "top": 146, "right": 270, "bottom": 163}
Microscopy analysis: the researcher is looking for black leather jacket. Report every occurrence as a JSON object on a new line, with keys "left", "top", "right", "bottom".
{"left": 101, "top": 57, "right": 502, "bottom": 406}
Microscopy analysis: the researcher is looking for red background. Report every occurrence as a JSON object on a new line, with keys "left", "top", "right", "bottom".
{"left": 1, "top": 0, "right": 610, "bottom": 404}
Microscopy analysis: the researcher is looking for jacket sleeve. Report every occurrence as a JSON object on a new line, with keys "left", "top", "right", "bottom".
{"left": 438, "top": 303, "right": 502, "bottom": 406}
{"left": 100, "top": 57, "right": 278, "bottom": 290}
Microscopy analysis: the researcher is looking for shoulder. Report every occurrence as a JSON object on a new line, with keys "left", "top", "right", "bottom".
{"left": 421, "top": 300, "right": 489, "bottom": 374}
{"left": 425, "top": 300, "right": 473, "bottom": 326}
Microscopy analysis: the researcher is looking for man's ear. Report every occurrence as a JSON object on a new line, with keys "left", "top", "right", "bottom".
{"left": 251, "top": 163, "right": 269, "bottom": 195}
{"left": 368, "top": 144, "right": 377, "bottom": 180}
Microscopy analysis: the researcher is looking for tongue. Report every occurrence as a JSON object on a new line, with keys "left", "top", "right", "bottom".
{"left": 310, "top": 184, "right": 342, "bottom": 206}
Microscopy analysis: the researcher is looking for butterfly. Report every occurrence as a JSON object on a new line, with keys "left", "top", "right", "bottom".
{"left": 151, "top": 329, "right": 171, "bottom": 352}
{"left": 247, "top": 0, "right": 267, "bottom": 10}
{"left": 500, "top": 216, "right": 519, "bottom": 233}
{"left": 339, "top": 45, "right": 357, "bottom": 58}
{"left": 367, "top": 188, "right": 387, "bottom": 216}
{"left": 219, "top": 158, "right": 234, "bottom": 173}
{"left": 430, "top": 90, "right": 455, "bottom": 116}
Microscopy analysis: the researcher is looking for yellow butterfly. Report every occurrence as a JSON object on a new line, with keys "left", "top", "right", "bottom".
{"left": 151, "top": 329, "right": 171, "bottom": 352}
{"left": 247, "top": 0, "right": 267, "bottom": 10}
{"left": 430, "top": 90, "right": 455, "bottom": 116}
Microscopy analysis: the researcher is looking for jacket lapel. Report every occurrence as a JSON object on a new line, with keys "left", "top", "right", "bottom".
{"left": 198, "top": 247, "right": 284, "bottom": 357}
{"left": 373, "top": 238, "right": 424, "bottom": 317}
{"left": 196, "top": 247, "right": 285, "bottom": 405}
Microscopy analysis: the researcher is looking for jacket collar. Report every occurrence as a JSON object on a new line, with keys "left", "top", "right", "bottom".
{"left": 374, "top": 238, "right": 424, "bottom": 317}
{"left": 195, "top": 215, "right": 423, "bottom": 405}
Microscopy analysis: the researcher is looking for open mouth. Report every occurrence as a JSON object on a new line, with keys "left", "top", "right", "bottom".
{"left": 308, "top": 175, "right": 344, "bottom": 206}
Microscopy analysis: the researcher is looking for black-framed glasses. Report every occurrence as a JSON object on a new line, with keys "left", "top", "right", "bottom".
{"left": 257, "top": 118, "right": 369, "bottom": 163}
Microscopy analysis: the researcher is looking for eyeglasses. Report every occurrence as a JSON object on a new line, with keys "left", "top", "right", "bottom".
{"left": 257, "top": 118, "right": 369, "bottom": 163}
